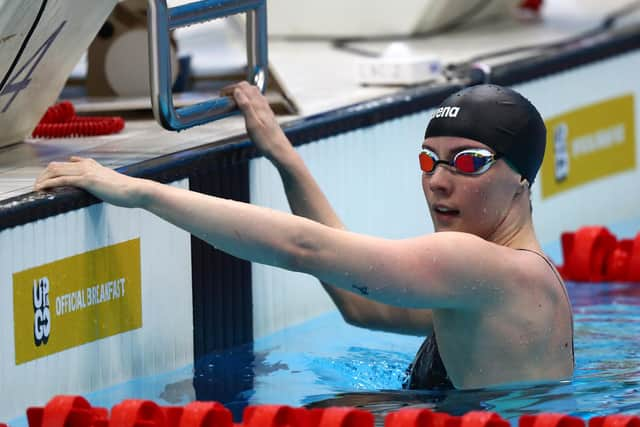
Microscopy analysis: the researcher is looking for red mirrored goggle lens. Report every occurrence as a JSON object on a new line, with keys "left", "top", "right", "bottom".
{"left": 419, "top": 151, "right": 436, "bottom": 172}
{"left": 454, "top": 152, "right": 490, "bottom": 174}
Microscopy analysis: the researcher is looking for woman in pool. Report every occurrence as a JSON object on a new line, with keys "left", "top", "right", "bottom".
{"left": 35, "top": 83, "right": 573, "bottom": 390}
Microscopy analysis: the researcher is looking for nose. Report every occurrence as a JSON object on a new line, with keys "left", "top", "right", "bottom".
{"left": 425, "top": 164, "right": 454, "bottom": 195}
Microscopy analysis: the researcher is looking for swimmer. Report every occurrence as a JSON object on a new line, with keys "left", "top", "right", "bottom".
{"left": 35, "top": 83, "right": 574, "bottom": 390}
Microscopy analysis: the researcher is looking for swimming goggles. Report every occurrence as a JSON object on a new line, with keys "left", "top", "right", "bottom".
{"left": 419, "top": 148, "right": 502, "bottom": 175}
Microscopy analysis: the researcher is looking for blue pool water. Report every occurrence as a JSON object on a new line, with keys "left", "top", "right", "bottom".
{"left": 9, "top": 222, "right": 640, "bottom": 426}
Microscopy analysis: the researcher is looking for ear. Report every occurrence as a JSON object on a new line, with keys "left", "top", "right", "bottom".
{"left": 514, "top": 177, "right": 529, "bottom": 197}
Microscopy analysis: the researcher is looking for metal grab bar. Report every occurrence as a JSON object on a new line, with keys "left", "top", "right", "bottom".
{"left": 147, "top": 0, "right": 268, "bottom": 131}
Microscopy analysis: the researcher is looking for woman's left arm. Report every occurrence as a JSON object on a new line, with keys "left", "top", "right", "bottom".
{"left": 35, "top": 157, "right": 326, "bottom": 269}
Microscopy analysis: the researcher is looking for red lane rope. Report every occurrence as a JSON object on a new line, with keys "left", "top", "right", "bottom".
{"left": 557, "top": 226, "right": 640, "bottom": 283}
{"left": 32, "top": 101, "right": 125, "bottom": 138}
{"left": 15, "top": 394, "right": 640, "bottom": 427}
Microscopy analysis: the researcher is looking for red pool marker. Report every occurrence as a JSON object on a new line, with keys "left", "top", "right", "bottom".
{"left": 605, "top": 239, "right": 634, "bottom": 282}
{"left": 31, "top": 101, "right": 124, "bottom": 138}
{"left": 242, "top": 405, "right": 311, "bottom": 427}
{"left": 519, "top": 413, "right": 585, "bottom": 427}
{"left": 558, "top": 226, "right": 640, "bottom": 282}
{"left": 39, "top": 101, "right": 75, "bottom": 123}
{"left": 385, "top": 408, "right": 451, "bottom": 427}
{"left": 26, "top": 395, "right": 108, "bottom": 427}
{"left": 160, "top": 406, "right": 184, "bottom": 427}
{"left": 558, "top": 226, "right": 617, "bottom": 282}
{"left": 174, "top": 401, "right": 232, "bottom": 427}
{"left": 109, "top": 400, "right": 166, "bottom": 427}
{"left": 519, "top": 0, "right": 543, "bottom": 12}
{"left": 589, "top": 415, "right": 640, "bottom": 427}
{"left": 627, "top": 233, "right": 640, "bottom": 282}
{"left": 316, "top": 407, "right": 374, "bottom": 427}
{"left": 20, "top": 395, "right": 640, "bottom": 427}
{"left": 447, "top": 411, "right": 510, "bottom": 427}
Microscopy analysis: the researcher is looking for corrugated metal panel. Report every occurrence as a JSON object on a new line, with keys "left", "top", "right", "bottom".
{"left": 0, "top": 180, "right": 193, "bottom": 421}
{"left": 189, "top": 161, "right": 253, "bottom": 358}
{"left": 250, "top": 111, "right": 435, "bottom": 339}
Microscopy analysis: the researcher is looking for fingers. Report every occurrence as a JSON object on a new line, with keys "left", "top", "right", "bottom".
{"left": 34, "top": 158, "right": 98, "bottom": 191}
{"left": 219, "top": 82, "right": 242, "bottom": 97}
{"left": 35, "top": 175, "right": 83, "bottom": 191}
{"left": 233, "top": 86, "right": 250, "bottom": 106}
{"left": 232, "top": 87, "right": 263, "bottom": 130}
{"left": 44, "top": 161, "right": 82, "bottom": 178}
{"left": 220, "top": 81, "right": 282, "bottom": 147}
{"left": 221, "top": 81, "right": 269, "bottom": 110}
{"left": 220, "top": 80, "right": 253, "bottom": 97}
{"left": 69, "top": 156, "right": 89, "bottom": 162}
{"left": 219, "top": 81, "right": 245, "bottom": 98}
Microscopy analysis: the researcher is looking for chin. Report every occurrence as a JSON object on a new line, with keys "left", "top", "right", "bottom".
{"left": 432, "top": 222, "right": 458, "bottom": 233}
{"left": 433, "top": 221, "right": 481, "bottom": 236}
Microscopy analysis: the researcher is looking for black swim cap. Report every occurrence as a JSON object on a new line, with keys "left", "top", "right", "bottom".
{"left": 423, "top": 84, "right": 546, "bottom": 184}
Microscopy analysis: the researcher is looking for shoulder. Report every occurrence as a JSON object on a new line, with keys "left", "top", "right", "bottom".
{"left": 403, "top": 232, "right": 544, "bottom": 307}
{"left": 510, "top": 248, "right": 567, "bottom": 301}
{"left": 409, "top": 231, "right": 527, "bottom": 267}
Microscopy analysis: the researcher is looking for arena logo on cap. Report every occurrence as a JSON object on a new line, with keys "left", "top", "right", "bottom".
{"left": 12, "top": 238, "right": 142, "bottom": 364}
{"left": 433, "top": 106, "right": 460, "bottom": 118}
{"left": 541, "top": 94, "right": 636, "bottom": 198}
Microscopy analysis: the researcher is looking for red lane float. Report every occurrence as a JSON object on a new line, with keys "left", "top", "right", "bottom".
{"left": 39, "top": 101, "right": 75, "bottom": 123}
{"left": 628, "top": 234, "right": 640, "bottom": 282}
{"left": 450, "top": 411, "right": 510, "bottom": 427}
{"left": 589, "top": 415, "right": 640, "bottom": 427}
{"left": 109, "top": 400, "right": 167, "bottom": 427}
{"left": 315, "top": 407, "right": 373, "bottom": 427}
{"left": 176, "top": 402, "right": 232, "bottom": 427}
{"left": 25, "top": 395, "right": 107, "bottom": 427}
{"left": 558, "top": 226, "right": 617, "bottom": 282}
{"left": 558, "top": 226, "right": 640, "bottom": 283}
{"left": 519, "top": 0, "right": 544, "bottom": 13}
{"left": 242, "top": 405, "right": 310, "bottom": 427}
{"left": 520, "top": 413, "right": 584, "bottom": 427}
{"left": 31, "top": 101, "right": 124, "bottom": 138}
{"left": 12, "top": 395, "right": 640, "bottom": 427}
{"left": 384, "top": 408, "right": 451, "bottom": 427}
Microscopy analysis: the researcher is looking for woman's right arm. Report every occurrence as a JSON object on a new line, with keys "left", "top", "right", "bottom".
{"left": 227, "top": 82, "right": 433, "bottom": 336}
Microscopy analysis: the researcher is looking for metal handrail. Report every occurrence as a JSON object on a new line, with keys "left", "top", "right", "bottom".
{"left": 147, "top": 0, "right": 268, "bottom": 131}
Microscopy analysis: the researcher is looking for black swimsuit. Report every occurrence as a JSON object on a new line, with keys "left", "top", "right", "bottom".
{"left": 403, "top": 249, "right": 574, "bottom": 390}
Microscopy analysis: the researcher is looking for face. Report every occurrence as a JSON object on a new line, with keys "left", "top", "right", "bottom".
{"left": 421, "top": 136, "right": 523, "bottom": 239}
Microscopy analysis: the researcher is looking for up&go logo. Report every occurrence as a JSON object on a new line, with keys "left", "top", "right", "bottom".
{"left": 33, "top": 277, "right": 51, "bottom": 346}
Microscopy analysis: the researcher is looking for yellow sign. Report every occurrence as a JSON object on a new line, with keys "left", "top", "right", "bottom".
{"left": 13, "top": 239, "right": 142, "bottom": 364}
{"left": 541, "top": 94, "right": 636, "bottom": 198}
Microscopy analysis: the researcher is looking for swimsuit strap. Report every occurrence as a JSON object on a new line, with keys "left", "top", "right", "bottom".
{"left": 516, "top": 248, "right": 575, "bottom": 364}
